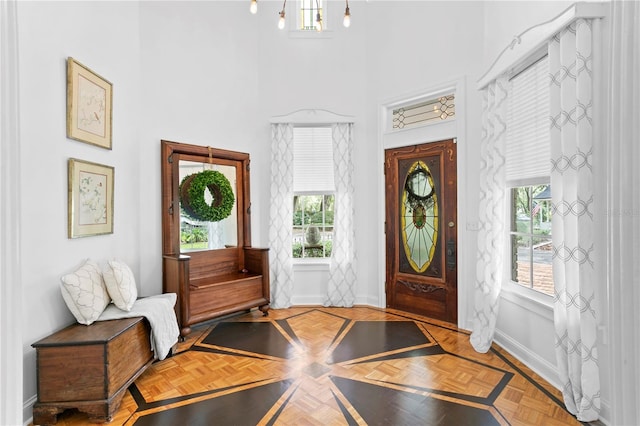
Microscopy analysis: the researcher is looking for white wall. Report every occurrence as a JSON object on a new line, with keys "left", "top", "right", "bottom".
{"left": 254, "top": 0, "right": 371, "bottom": 304}
{"left": 365, "top": 1, "right": 485, "bottom": 318}
{"left": 258, "top": 1, "right": 484, "bottom": 308}
{"left": 137, "top": 1, "right": 263, "bottom": 296}
{"left": 14, "top": 2, "right": 485, "bottom": 421}
{"left": 16, "top": 1, "right": 611, "bottom": 424}
{"left": 17, "top": 1, "right": 142, "bottom": 417}
{"left": 482, "top": 1, "right": 574, "bottom": 71}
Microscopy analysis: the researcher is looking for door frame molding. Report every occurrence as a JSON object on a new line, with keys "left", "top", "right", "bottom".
{"left": 1, "top": 1, "right": 24, "bottom": 423}
{"left": 377, "top": 76, "right": 471, "bottom": 329}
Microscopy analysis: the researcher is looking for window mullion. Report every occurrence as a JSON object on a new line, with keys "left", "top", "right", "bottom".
{"left": 529, "top": 187, "right": 534, "bottom": 289}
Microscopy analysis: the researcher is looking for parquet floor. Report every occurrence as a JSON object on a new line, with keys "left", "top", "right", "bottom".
{"left": 45, "top": 307, "right": 588, "bottom": 426}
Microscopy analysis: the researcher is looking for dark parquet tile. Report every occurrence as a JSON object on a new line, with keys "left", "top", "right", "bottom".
{"left": 329, "top": 321, "right": 431, "bottom": 364}
{"left": 353, "top": 345, "right": 445, "bottom": 364}
{"left": 133, "top": 379, "right": 293, "bottom": 426}
{"left": 39, "top": 307, "right": 585, "bottom": 426}
{"left": 331, "top": 376, "right": 502, "bottom": 426}
{"left": 202, "top": 322, "right": 295, "bottom": 359}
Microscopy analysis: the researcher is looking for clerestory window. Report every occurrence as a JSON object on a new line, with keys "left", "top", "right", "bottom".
{"left": 299, "top": 0, "right": 324, "bottom": 31}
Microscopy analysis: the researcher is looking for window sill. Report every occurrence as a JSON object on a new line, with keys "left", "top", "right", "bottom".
{"left": 288, "top": 29, "right": 334, "bottom": 39}
{"left": 293, "top": 259, "right": 330, "bottom": 272}
{"left": 501, "top": 281, "right": 553, "bottom": 318}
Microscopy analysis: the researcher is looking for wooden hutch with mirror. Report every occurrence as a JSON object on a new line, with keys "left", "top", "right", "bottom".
{"left": 161, "top": 140, "right": 269, "bottom": 337}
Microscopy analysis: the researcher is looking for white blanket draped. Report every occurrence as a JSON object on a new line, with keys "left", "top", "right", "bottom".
{"left": 98, "top": 293, "right": 180, "bottom": 360}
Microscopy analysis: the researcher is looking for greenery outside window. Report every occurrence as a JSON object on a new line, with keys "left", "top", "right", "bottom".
{"left": 181, "top": 219, "right": 209, "bottom": 250}
{"left": 510, "top": 184, "right": 553, "bottom": 296}
{"left": 293, "top": 194, "right": 334, "bottom": 258}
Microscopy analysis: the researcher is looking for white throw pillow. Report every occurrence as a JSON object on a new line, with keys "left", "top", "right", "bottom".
{"left": 60, "top": 259, "right": 111, "bottom": 325}
{"left": 102, "top": 260, "right": 137, "bottom": 311}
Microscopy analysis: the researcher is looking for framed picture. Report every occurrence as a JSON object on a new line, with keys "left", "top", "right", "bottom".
{"left": 68, "top": 158, "right": 114, "bottom": 238}
{"left": 66, "top": 57, "right": 113, "bottom": 149}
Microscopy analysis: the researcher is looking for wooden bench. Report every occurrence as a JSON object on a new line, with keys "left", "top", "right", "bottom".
{"left": 164, "top": 246, "right": 270, "bottom": 337}
{"left": 32, "top": 317, "right": 154, "bottom": 425}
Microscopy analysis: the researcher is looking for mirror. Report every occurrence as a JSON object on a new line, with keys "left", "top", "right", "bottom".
{"left": 161, "top": 140, "right": 252, "bottom": 258}
{"left": 178, "top": 160, "right": 238, "bottom": 252}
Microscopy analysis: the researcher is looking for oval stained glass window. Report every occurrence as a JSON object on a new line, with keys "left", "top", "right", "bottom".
{"left": 400, "top": 161, "right": 438, "bottom": 273}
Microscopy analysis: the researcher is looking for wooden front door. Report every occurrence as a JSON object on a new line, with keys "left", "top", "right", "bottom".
{"left": 384, "top": 140, "right": 457, "bottom": 323}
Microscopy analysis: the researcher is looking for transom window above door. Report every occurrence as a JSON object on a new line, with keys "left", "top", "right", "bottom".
{"left": 392, "top": 94, "right": 456, "bottom": 130}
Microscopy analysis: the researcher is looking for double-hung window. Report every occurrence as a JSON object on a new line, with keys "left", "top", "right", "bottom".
{"left": 292, "top": 127, "right": 334, "bottom": 259}
{"left": 506, "top": 55, "right": 553, "bottom": 296}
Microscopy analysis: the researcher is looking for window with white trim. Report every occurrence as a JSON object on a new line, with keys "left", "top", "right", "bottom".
{"left": 299, "top": 0, "right": 324, "bottom": 31}
{"left": 506, "top": 55, "right": 553, "bottom": 296}
{"left": 293, "top": 127, "right": 334, "bottom": 259}
{"left": 391, "top": 94, "right": 456, "bottom": 130}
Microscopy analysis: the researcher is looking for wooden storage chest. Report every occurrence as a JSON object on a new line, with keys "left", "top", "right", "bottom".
{"left": 32, "top": 317, "right": 154, "bottom": 425}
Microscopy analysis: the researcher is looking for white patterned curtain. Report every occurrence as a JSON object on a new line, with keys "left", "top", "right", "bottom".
{"left": 549, "top": 19, "right": 600, "bottom": 422}
{"left": 470, "top": 77, "right": 508, "bottom": 353}
{"left": 269, "top": 123, "right": 294, "bottom": 308}
{"left": 324, "top": 123, "right": 357, "bottom": 306}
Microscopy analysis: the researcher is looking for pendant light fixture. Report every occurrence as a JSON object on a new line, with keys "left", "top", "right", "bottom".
{"left": 278, "top": 0, "right": 287, "bottom": 29}
{"left": 252, "top": 0, "right": 351, "bottom": 31}
{"left": 343, "top": 0, "right": 351, "bottom": 27}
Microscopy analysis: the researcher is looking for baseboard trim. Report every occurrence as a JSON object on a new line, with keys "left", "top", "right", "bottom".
{"left": 494, "top": 329, "right": 611, "bottom": 425}
{"left": 290, "top": 296, "right": 381, "bottom": 307}
{"left": 290, "top": 295, "right": 325, "bottom": 306}
{"left": 493, "top": 328, "right": 561, "bottom": 390}
{"left": 23, "top": 394, "right": 36, "bottom": 426}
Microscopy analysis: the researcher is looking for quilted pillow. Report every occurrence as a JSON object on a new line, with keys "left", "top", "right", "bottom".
{"left": 60, "top": 259, "right": 111, "bottom": 325}
{"left": 102, "top": 260, "right": 137, "bottom": 311}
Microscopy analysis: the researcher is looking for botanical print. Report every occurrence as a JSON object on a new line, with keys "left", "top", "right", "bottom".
{"left": 77, "top": 74, "right": 106, "bottom": 137}
{"left": 78, "top": 170, "right": 107, "bottom": 225}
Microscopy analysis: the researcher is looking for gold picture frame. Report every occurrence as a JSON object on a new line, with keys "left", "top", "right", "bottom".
{"left": 68, "top": 158, "right": 114, "bottom": 238}
{"left": 66, "top": 58, "right": 113, "bottom": 149}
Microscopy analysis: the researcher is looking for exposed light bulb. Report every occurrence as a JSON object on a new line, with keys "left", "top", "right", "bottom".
{"left": 278, "top": 11, "right": 286, "bottom": 29}
{"left": 343, "top": 6, "right": 351, "bottom": 28}
{"left": 315, "top": 12, "right": 323, "bottom": 32}
{"left": 250, "top": 0, "right": 257, "bottom": 14}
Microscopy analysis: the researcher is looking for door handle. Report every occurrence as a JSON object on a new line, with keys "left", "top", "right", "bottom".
{"left": 446, "top": 240, "right": 456, "bottom": 270}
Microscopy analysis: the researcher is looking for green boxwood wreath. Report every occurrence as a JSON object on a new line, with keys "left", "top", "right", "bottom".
{"left": 179, "top": 170, "right": 235, "bottom": 222}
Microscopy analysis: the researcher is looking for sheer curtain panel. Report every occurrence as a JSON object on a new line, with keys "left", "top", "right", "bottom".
{"left": 324, "top": 123, "right": 357, "bottom": 307}
{"left": 549, "top": 19, "right": 600, "bottom": 422}
{"left": 470, "top": 77, "right": 508, "bottom": 353}
{"left": 269, "top": 123, "right": 295, "bottom": 308}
